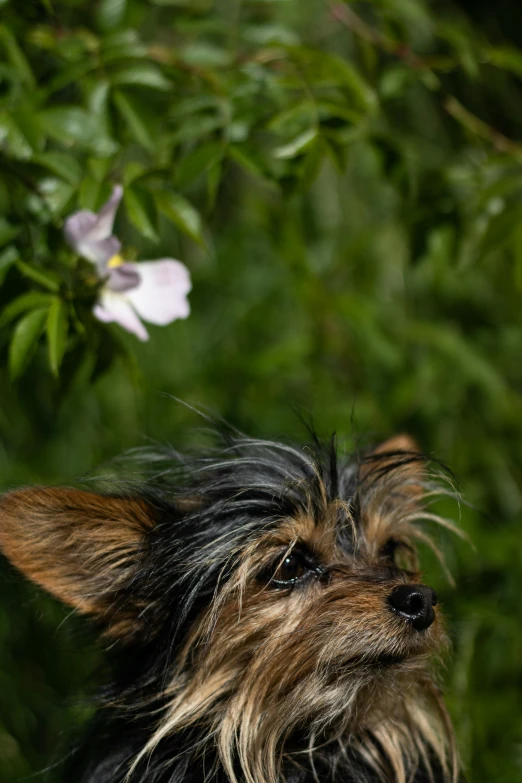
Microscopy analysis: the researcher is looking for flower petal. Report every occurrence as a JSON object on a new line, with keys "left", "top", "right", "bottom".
{"left": 86, "top": 185, "right": 123, "bottom": 242}
{"left": 64, "top": 210, "right": 97, "bottom": 251}
{"left": 125, "top": 260, "right": 191, "bottom": 325}
{"left": 93, "top": 289, "right": 149, "bottom": 342}
{"left": 81, "top": 235, "right": 122, "bottom": 266}
{"left": 64, "top": 186, "right": 123, "bottom": 266}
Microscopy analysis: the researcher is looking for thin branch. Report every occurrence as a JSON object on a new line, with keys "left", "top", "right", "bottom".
{"left": 444, "top": 96, "right": 522, "bottom": 156}
{"left": 329, "top": 2, "right": 431, "bottom": 69}
{"left": 328, "top": 1, "right": 522, "bottom": 157}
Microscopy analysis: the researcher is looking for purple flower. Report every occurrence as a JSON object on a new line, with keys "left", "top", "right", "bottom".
{"left": 64, "top": 186, "right": 191, "bottom": 342}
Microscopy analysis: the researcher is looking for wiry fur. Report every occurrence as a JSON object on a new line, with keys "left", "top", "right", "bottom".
{"left": 0, "top": 430, "right": 464, "bottom": 783}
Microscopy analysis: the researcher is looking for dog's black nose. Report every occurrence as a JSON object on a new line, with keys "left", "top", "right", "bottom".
{"left": 387, "top": 584, "right": 437, "bottom": 631}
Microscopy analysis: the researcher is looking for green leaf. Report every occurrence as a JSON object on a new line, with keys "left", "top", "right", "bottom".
{"left": 290, "top": 47, "right": 377, "bottom": 113}
{"left": 39, "top": 107, "right": 118, "bottom": 156}
{"left": 487, "top": 46, "right": 522, "bottom": 79}
{"left": 0, "top": 219, "right": 20, "bottom": 247}
{"left": 45, "top": 61, "right": 98, "bottom": 99}
{"left": 110, "top": 63, "right": 171, "bottom": 91}
{"left": 331, "top": 59, "right": 377, "bottom": 111}
{"left": 87, "top": 81, "right": 112, "bottom": 118}
{"left": 39, "top": 178, "right": 76, "bottom": 216}
{"left": 170, "top": 95, "right": 220, "bottom": 119}
{"left": 101, "top": 30, "right": 148, "bottom": 63}
{"left": 0, "top": 292, "right": 55, "bottom": 327}
{"left": 176, "top": 142, "right": 223, "bottom": 188}
{"left": 179, "top": 42, "right": 233, "bottom": 68}
{"left": 16, "top": 261, "right": 61, "bottom": 291}
{"left": 0, "top": 24, "right": 36, "bottom": 89}
{"left": 317, "top": 101, "right": 366, "bottom": 125}
{"left": 273, "top": 127, "right": 318, "bottom": 159}
{"left": 124, "top": 188, "right": 159, "bottom": 242}
{"left": 438, "top": 22, "right": 479, "bottom": 79}
{"left": 297, "top": 137, "right": 323, "bottom": 189}
{"left": 79, "top": 176, "right": 102, "bottom": 211}
{"left": 244, "top": 23, "right": 299, "bottom": 46}
{"left": 0, "top": 246, "right": 18, "bottom": 286}
{"left": 172, "top": 114, "right": 224, "bottom": 144}
{"left": 12, "top": 106, "right": 45, "bottom": 153}
{"left": 88, "top": 157, "right": 113, "bottom": 183}
{"left": 46, "top": 298, "right": 69, "bottom": 376}
{"left": 379, "top": 65, "right": 415, "bottom": 99}
{"left": 32, "top": 153, "right": 83, "bottom": 185}
{"left": 150, "top": 0, "right": 202, "bottom": 5}
{"left": 113, "top": 89, "right": 154, "bottom": 152}
{"left": 267, "top": 101, "right": 316, "bottom": 134}
{"left": 123, "top": 162, "right": 147, "bottom": 186}
{"left": 155, "top": 191, "right": 204, "bottom": 245}
{"left": 0, "top": 112, "right": 34, "bottom": 159}
{"left": 97, "top": 0, "right": 127, "bottom": 31}
{"left": 228, "top": 145, "right": 270, "bottom": 183}
{"left": 206, "top": 156, "right": 223, "bottom": 211}
{"left": 9, "top": 308, "right": 48, "bottom": 381}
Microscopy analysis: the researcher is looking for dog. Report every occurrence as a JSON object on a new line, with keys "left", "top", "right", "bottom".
{"left": 0, "top": 430, "right": 463, "bottom": 782}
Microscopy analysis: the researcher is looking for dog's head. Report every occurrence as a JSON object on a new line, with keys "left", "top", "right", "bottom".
{"left": 0, "top": 434, "right": 460, "bottom": 783}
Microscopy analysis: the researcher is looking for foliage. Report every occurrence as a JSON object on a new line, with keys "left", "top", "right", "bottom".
{"left": 0, "top": 0, "right": 522, "bottom": 781}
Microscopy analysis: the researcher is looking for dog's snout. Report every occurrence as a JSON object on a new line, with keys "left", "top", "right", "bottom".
{"left": 387, "top": 584, "right": 437, "bottom": 631}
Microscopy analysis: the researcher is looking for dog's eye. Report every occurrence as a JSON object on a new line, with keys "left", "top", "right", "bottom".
{"left": 271, "top": 551, "right": 308, "bottom": 586}
{"left": 380, "top": 538, "right": 400, "bottom": 563}
{"left": 259, "top": 546, "right": 324, "bottom": 590}
{"left": 380, "top": 538, "right": 414, "bottom": 570}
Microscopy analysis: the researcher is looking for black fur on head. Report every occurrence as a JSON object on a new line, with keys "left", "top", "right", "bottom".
{"left": 0, "top": 429, "right": 463, "bottom": 783}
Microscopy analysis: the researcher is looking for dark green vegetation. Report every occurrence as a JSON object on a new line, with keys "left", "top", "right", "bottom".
{"left": 0, "top": 0, "right": 521, "bottom": 780}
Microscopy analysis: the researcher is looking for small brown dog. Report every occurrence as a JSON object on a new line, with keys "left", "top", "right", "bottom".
{"left": 0, "top": 431, "right": 462, "bottom": 782}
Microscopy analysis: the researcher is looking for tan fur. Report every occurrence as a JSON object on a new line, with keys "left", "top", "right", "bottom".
{"left": 0, "top": 488, "right": 154, "bottom": 635}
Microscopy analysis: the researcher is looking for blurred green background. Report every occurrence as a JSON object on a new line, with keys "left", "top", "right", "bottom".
{"left": 1, "top": 0, "right": 522, "bottom": 780}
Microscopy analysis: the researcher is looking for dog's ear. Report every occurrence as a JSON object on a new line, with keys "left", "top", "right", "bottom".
{"left": 370, "top": 434, "right": 419, "bottom": 457}
{"left": 359, "top": 434, "right": 425, "bottom": 491}
{"left": 358, "top": 435, "right": 428, "bottom": 550}
{"left": 0, "top": 487, "right": 157, "bottom": 632}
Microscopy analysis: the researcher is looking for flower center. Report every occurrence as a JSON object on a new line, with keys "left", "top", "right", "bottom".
{"left": 107, "top": 253, "right": 125, "bottom": 268}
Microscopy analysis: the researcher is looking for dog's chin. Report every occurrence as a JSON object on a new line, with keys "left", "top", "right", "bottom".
{"left": 341, "top": 651, "right": 407, "bottom": 670}
{"left": 372, "top": 652, "right": 407, "bottom": 667}
{"left": 341, "top": 641, "right": 436, "bottom": 672}
{"left": 373, "top": 636, "right": 441, "bottom": 669}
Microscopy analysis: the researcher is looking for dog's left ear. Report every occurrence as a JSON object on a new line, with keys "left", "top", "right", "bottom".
{"left": 359, "top": 434, "right": 426, "bottom": 491}
{"left": 370, "top": 434, "right": 419, "bottom": 456}
{"left": 0, "top": 487, "right": 157, "bottom": 633}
